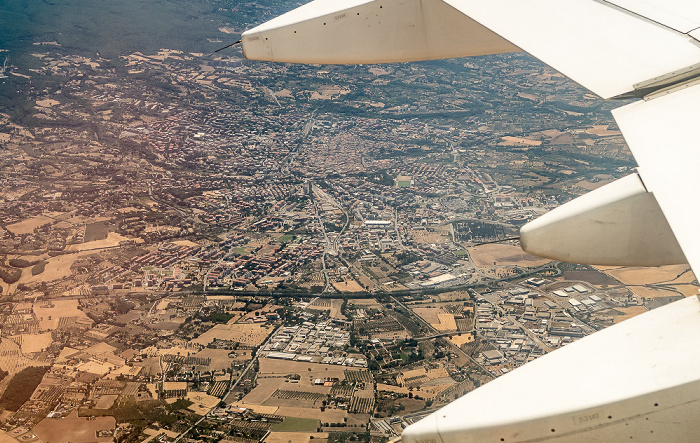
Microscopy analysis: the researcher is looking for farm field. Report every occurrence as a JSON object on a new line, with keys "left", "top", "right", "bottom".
{"left": 0, "top": 430, "right": 18, "bottom": 443}
{"left": 186, "top": 392, "right": 220, "bottom": 415}
{"left": 307, "top": 299, "right": 345, "bottom": 319}
{"left": 192, "top": 322, "right": 272, "bottom": 347}
{"left": 425, "top": 291, "right": 470, "bottom": 302}
{"left": 258, "top": 359, "right": 362, "bottom": 380}
{"left": 449, "top": 333, "right": 475, "bottom": 347}
{"left": 270, "top": 417, "right": 319, "bottom": 431}
{"left": 83, "top": 222, "right": 109, "bottom": 242}
{"left": 332, "top": 280, "right": 364, "bottom": 292}
{"left": 94, "top": 394, "right": 118, "bottom": 409}
{"left": 264, "top": 432, "right": 328, "bottom": 443}
{"left": 469, "top": 244, "right": 551, "bottom": 268}
{"left": 192, "top": 348, "right": 236, "bottom": 371}
{"left": 598, "top": 265, "right": 695, "bottom": 286}
{"left": 15, "top": 332, "right": 52, "bottom": 354}
{"left": 6, "top": 216, "right": 55, "bottom": 235}
{"left": 64, "top": 232, "right": 136, "bottom": 252}
{"left": 241, "top": 377, "right": 286, "bottom": 404}
{"left": 349, "top": 298, "right": 382, "bottom": 308}
{"left": 561, "top": 270, "right": 620, "bottom": 287}
{"left": 275, "top": 406, "right": 346, "bottom": 423}
{"left": 32, "top": 411, "right": 115, "bottom": 443}
{"left": 413, "top": 308, "right": 457, "bottom": 331}
{"left": 24, "top": 252, "right": 80, "bottom": 284}
{"left": 33, "top": 299, "right": 92, "bottom": 331}
{"left": 0, "top": 337, "right": 48, "bottom": 376}
{"left": 598, "top": 265, "right": 698, "bottom": 298}
{"left": 613, "top": 306, "right": 649, "bottom": 324}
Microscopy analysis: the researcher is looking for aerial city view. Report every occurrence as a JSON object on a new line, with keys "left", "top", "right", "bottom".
{"left": 0, "top": 0, "right": 696, "bottom": 442}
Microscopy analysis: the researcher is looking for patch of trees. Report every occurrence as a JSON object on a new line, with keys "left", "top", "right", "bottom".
{"left": 365, "top": 170, "right": 394, "bottom": 187}
{"left": 395, "top": 251, "right": 421, "bottom": 266}
{"left": 31, "top": 261, "right": 47, "bottom": 276}
{"left": 0, "top": 366, "right": 50, "bottom": 411}
{"left": 9, "top": 258, "right": 38, "bottom": 268}
{"left": 0, "top": 267, "right": 21, "bottom": 285}
{"left": 202, "top": 312, "right": 234, "bottom": 324}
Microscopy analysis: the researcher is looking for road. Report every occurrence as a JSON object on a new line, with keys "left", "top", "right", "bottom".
{"left": 393, "top": 207, "right": 404, "bottom": 249}
{"left": 310, "top": 193, "right": 331, "bottom": 292}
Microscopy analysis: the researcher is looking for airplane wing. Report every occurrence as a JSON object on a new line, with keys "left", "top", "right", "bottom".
{"left": 242, "top": 0, "right": 700, "bottom": 441}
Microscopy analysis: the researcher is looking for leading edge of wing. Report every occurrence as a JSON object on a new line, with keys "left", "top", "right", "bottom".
{"left": 443, "top": 0, "right": 700, "bottom": 99}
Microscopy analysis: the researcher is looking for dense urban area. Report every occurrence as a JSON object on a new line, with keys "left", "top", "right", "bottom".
{"left": 0, "top": 1, "right": 697, "bottom": 442}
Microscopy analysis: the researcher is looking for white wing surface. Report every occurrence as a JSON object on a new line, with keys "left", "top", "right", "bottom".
{"left": 441, "top": 0, "right": 700, "bottom": 99}
{"left": 611, "top": 83, "right": 700, "bottom": 272}
{"left": 241, "top": 0, "right": 519, "bottom": 64}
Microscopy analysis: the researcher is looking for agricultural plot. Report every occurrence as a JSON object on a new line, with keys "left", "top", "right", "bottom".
{"left": 271, "top": 390, "right": 326, "bottom": 402}
{"left": 349, "top": 298, "right": 382, "bottom": 308}
{"left": 354, "top": 317, "right": 404, "bottom": 336}
{"left": 435, "top": 313, "right": 457, "bottom": 331}
{"left": 32, "top": 411, "right": 115, "bottom": 443}
{"left": 120, "top": 382, "right": 141, "bottom": 399}
{"left": 33, "top": 299, "right": 91, "bottom": 331}
{"left": 612, "top": 306, "right": 649, "bottom": 324}
{"left": 2, "top": 313, "right": 39, "bottom": 336}
{"left": 6, "top": 216, "right": 54, "bottom": 235}
{"left": 93, "top": 394, "right": 118, "bottom": 409}
{"left": 231, "top": 420, "right": 271, "bottom": 432}
{"left": 186, "top": 392, "right": 220, "bottom": 415}
{"left": 208, "top": 381, "right": 229, "bottom": 398}
{"left": 307, "top": 299, "right": 345, "bottom": 319}
{"left": 274, "top": 406, "right": 347, "bottom": 423}
{"left": 0, "top": 339, "right": 46, "bottom": 376}
{"left": 258, "top": 359, "right": 361, "bottom": 380}
{"left": 344, "top": 370, "right": 372, "bottom": 383}
{"left": 83, "top": 222, "right": 109, "bottom": 242}
{"left": 449, "top": 333, "right": 475, "bottom": 347}
{"left": 597, "top": 264, "right": 698, "bottom": 298}
{"left": 349, "top": 395, "right": 374, "bottom": 414}
{"left": 14, "top": 332, "right": 52, "bottom": 354}
{"left": 330, "top": 384, "right": 354, "bottom": 398}
{"left": 413, "top": 308, "right": 457, "bottom": 331}
{"left": 469, "top": 244, "right": 551, "bottom": 268}
{"left": 271, "top": 417, "right": 319, "bottom": 432}
{"left": 332, "top": 280, "right": 365, "bottom": 292}
{"left": 308, "top": 299, "right": 332, "bottom": 308}
{"left": 456, "top": 318, "right": 473, "bottom": 331}
{"left": 264, "top": 432, "right": 329, "bottom": 443}
{"left": 227, "top": 421, "right": 269, "bottom": 442}
{"left": 192, "top": 322, "right": 272, "bottom": 347}
{"left": 64, "top": 232, "right": 135, "bottom": 253}
{"left": 241, "top": 377, "right": 286, "bottom": 405}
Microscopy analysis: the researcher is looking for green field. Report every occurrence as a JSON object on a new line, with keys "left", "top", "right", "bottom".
{"left": 454, "top": 250, "right": 469, "bottom": 257}
{"left": 278, "top": 234, "right": 294, "bottom": 243}
{"left": 270, "top": 417, "right": 320, "bottom": 432}
{"left": 397, "top": 180, "right": 412, "bottom": 188}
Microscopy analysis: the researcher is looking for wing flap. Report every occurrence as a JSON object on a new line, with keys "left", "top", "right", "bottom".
{"left": 443, "top": 0, "right": 700, "bottom": 98}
